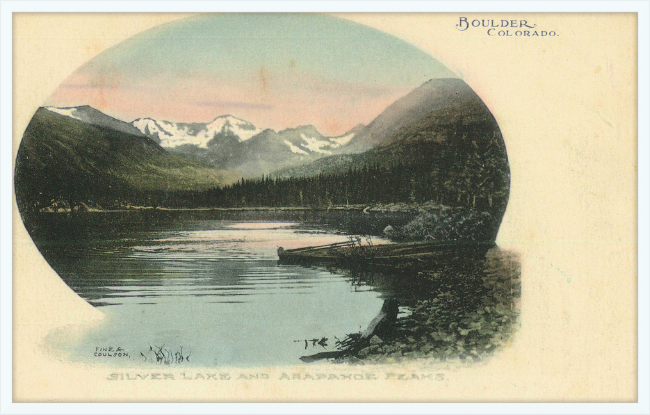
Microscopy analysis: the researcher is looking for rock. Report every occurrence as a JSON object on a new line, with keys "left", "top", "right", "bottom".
{"left": 421, "top": 344, "right": 434, "bottom": 353}
{"left": 357, "top": 347, "right": 372, "bottom": 358}
{"left": 369, "top": 335, "right": 383, "bottom": 345}
{"left": 384, "top": 345, "right": 399, "bottom": 353}
{"left": 383, "top": 225, "right": 394, "bottom": 235}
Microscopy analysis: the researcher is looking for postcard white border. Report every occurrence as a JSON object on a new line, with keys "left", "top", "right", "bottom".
{"left": 1, "top": 1, "right": 648, "bottom": 414}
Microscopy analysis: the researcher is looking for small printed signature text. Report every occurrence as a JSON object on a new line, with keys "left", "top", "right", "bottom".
{"left": 94, "top": 346, "right": 131, "bottom": 358}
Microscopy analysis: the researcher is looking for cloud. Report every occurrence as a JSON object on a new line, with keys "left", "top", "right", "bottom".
{"left": 59, "top": 83, "right": 155, "bottom": 91}
{"left": 306, "top": 82, "right": 401, "bottom": 98}
{"left": 191, "top": 100, "right": 274, "bottom": 110}
{"left": 58, "top": 83, "right": 153, "bottom": 92}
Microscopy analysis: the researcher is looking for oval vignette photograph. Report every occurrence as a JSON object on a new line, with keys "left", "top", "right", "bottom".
{"left": 14, "top": 13, "right": 520, "bottom": 369}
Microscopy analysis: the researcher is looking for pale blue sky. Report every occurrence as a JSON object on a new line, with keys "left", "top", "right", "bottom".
{"left": 49, "top": 14, "right": 457, "bottom": 135}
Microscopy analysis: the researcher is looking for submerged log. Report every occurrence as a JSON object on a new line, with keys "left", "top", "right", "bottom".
{"left": 299, "top": 299, "right": 399, "bottom": 363}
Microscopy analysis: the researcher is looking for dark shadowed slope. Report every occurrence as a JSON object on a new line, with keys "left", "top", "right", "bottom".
{"left": 271, "top": 78, "right": 511, "bottom": 237}
{"left": 44, "top": 105, "right": 147, "bottom": 138}
{"left": 342, "top": 78, "right": 489, "bottom": 153}
{"left": 15, "top": 108, "right": 239, "bottom": 213}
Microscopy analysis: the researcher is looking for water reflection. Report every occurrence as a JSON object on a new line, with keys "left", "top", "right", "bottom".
{"left": 27, "top": 211, "right": 520, "bottom": 366}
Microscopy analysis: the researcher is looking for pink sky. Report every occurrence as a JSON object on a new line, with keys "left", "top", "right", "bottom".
{"left": 47, "top": 70, "right": 411, "bottom": 136}
{"left": 42, "top": 14, "right": 456, "bottom": 136}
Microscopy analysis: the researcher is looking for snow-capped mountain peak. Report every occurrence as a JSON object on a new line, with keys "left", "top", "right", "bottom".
{"left": 130, "top": 115, "right": 361, "bottom": 157}
{"left": 131, "top": 115, "right": 263, "bottom": 149}
{"left": 41, "top": 105, "right": 365, "bottom": 177}
{"left": 276, "top": 124, "right": 364, "bottom": 155}
{"left": 205, "top": 115, "right": 262, "bottom": 142}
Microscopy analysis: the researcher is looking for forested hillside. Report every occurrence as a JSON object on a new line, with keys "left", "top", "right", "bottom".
{"left": 15, "top": 78, "right": 510, "bottom": 238}
{"left": 14, "top": 108, "right": 238, "bottom": 213}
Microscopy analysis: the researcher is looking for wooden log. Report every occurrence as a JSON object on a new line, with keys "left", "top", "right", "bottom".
{"left": 299, "top": 300, "right": 399, "bottom": 363}
{"left": 278, "top": 240, "right": 495, "bottom": 268}
{"left": 283, "top": 241, "right": 353, "bottom": 253}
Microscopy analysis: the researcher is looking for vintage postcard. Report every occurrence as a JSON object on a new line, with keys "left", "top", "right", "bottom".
{"left": 7, "top": 10, "right": 642, "bottom": 406}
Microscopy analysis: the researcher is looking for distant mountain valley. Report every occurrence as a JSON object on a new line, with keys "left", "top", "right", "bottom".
{"left": 46, "top": 106, "right": 365, "bottom": 178}
{"left": 17, "top": 78, "right": 511, "bottom": 231}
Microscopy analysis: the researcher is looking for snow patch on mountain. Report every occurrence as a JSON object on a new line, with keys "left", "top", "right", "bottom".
{"left": 328, "top": 132, "right": 356, "bottom": 148}
{"left": 300, "top": 133, "right": 333, "bottom": 154}
{"left": 283, "top": 140, "right": 308, "bottom": 155}
{"left": 45, "top": 106, "right": 83, "bottom": 121}
{"left": 132, "top": 118, "right": 173, "bottom": 140}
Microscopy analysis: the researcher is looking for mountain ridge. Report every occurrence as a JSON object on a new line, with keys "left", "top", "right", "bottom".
{"left": 45, "top": 105, "right": 146, "bottom": 138}
{"left": 46, "top": 104, "right": 366, "bottom": 178}
{"left": 270, "top": 78, "right": 510, "bottom": 225}
{"left": 342, "top": 78, "right": 474, "bottom": 153}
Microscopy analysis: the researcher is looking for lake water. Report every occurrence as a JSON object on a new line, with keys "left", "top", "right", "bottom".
{"left": 25, "top": 210, "right": 521, "bottom": 367}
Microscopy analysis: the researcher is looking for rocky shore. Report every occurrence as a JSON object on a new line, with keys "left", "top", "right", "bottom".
{"left": 330, "top": 248, "right": 521, "bottom": 365}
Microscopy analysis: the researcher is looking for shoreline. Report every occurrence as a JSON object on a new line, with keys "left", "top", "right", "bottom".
{"left": 307, "top": 249, "right": 521, "bottom": 365}
{"left": 35, "top": 201, "right": 448, "bottom": 215}
{"left": 334, "top": 290, "right": 520, "bottom": 366}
